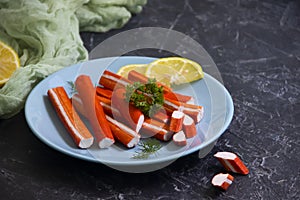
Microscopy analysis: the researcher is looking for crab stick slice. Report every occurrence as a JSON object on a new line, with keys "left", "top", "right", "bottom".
{"left": 211, "top": 173, "right": 234, "bottom": 190}
{"left": 127, "top": 70, "right": 172, "bottom": 92}
{"left": 183, "top": 114, "right": 197, "bottom": 138}
{"left": 182, "top": 108, "right": 204, "bottom": 124}
{"left": 99, "top": 70, "right": 132, "bottom": 90}
{"left": 169, "top": 111, "right": 184, "bottom": 132}
{"left": 47, "top": 87, "right": 94, "bottom": 148}
{"left": 75, "top": 75, "right": 114, "bottom": 148}
{"left": 172, "top": 131, "right": 187, "bottom": 146}
{"left": 106, "top": 115, "right": 140, "bottom": 148}
{"left": 214, "top": 152, "right": 249, "bottom": 175}
{"left": 111, "top": 88, "right": 144, "bottom": 133}
{"left": 141, "top": 118, "right": 173, "bottom": 141}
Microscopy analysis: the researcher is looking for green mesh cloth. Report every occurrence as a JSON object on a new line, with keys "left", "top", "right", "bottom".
{"left": 0, "top": 0, "right": 146, "bottom": 119}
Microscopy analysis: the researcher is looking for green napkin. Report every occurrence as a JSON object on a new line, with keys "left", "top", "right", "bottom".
{"left": 0, "top": 0, "right": 146, "bottom": 119}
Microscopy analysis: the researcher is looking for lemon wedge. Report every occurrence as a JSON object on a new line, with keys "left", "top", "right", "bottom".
{"left": 117, "top": 64, "right": 147, "bottom": 78}
{"left": 0, "top": 41, "right": 20, "bottom": 87}
{"left": 145, "top": 57, "right": 204, "bottom": 86}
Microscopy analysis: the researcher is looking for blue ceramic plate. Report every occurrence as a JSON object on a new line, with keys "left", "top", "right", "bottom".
{"left": 25, "top": 56, "right": 234, "bottom": 173}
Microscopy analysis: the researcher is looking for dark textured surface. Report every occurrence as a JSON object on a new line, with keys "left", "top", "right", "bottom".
{"left": 1, "top": 0, "right": 300, "bottom": 199}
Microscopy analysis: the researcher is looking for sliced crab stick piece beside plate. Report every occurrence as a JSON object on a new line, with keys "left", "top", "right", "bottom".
{"left": 211, "top": 173, "right": 234, "bottom": 190}
{"left": 214, "top": 152, "right": 249, "bottom": 175}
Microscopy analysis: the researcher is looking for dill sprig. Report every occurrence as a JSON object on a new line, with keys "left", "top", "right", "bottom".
{"left": 132, "top": 139, "right": 162, "bottom": 159}
{"left": 125, "top": 79, "right": 164, "bottom": 117}
{"left": 67, "top": 81, "right": 77, "bottom": 95}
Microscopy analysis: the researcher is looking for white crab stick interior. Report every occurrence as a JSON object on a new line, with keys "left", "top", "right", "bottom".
{"left": 173, "top": 131, "right": 186, "bottom": 142}
{"left": 136, "top": 115, "right": 144, "bottom": 133}
{"left": 183, "top": 114, "right": 194, "bottom": 125}
{"left": 214, "top": 152, "right": 237, "bottom": 160}
{"left": 99, "top": 138, "right": 114, "bottom": 148}
{"left": 212, "top": 173, "right": 232, "bottom": 186}
{"left": 172, "top": 110, "right": 184, "bottom": 119}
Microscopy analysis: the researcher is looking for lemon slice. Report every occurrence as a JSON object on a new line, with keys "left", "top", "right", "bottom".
{"left": 117, "top": 64, "right": 147, "bottom": 78}
{"left": 145, "top": 57, "right": 204, "bottom": 86}
{"left": 0, "top": 41, "right": 20, "bottom": 87}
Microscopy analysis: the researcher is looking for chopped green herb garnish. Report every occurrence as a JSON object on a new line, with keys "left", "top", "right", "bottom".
{"left": 132, "top": 139, "right": 162, "bottom": 159}
{"left": 125, "top": 79, "right": 164, "bottom": 117}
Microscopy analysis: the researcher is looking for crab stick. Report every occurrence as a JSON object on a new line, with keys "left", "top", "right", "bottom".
{"left": 111, "top": 88, "right": 144, "bottom": 133}
{"left": 100, "top": 101, "right": 120, "bottom": 118}
{"left": 163, "top": 106, "right": 175, "bottom": 116}
{"left": 99, "top": 70, "right": 132, "bottom": 90}
{"left": 106, "top": 115, "right": 140, "bottom": 148}
{"left": 96, "top": 95, "right": 112, "bottom": 106}
{"left": 127, "top": 69, "right": 148, "bottom": 83}
{"left": 75, "top": 75, "right": 114, "bottom": 148}
{"left": 47, "top": 87, "right": 94, "bottom": 148}
{"left": 71, "top": 94, "right": 88, "bottom": 118}
{"left": 214, "top": 152, "right": 249, "bottom": 175}
{"left": 164, "top": 97, "right": 202, "bottom": 110}
{"left": 141, "top": 118, "right": 173, "bottom": 141}
{"left": 169, "top": 111, "right": 184, "bottom": 132}
{"left": 97, "top": 99, "right": 126, "bottom": 125}
{"left": 211, "top": 173, "right": 234, "bottom": 190}
{"left": 96, "top": 87, "right": 113, "bottom": 99}
{"left": 73, "top": 94, "right": 120, "bottom": 121}
{"left": 127, "top": 70, "right": 172, "bottom": 92}
{"left": 182, "top": 114, "right": 197, "bottom": 138}
{"left": 164, "top": 91, "right": 194, "bottom": 104}
{"left": 72, "top": 94, "right": 112, "bottom": 119}
{"left": 172, "top": 131, "right": 187, "bottom": 146}
{"left": 73, "top": 94, "right": 116, "bottom": 119}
